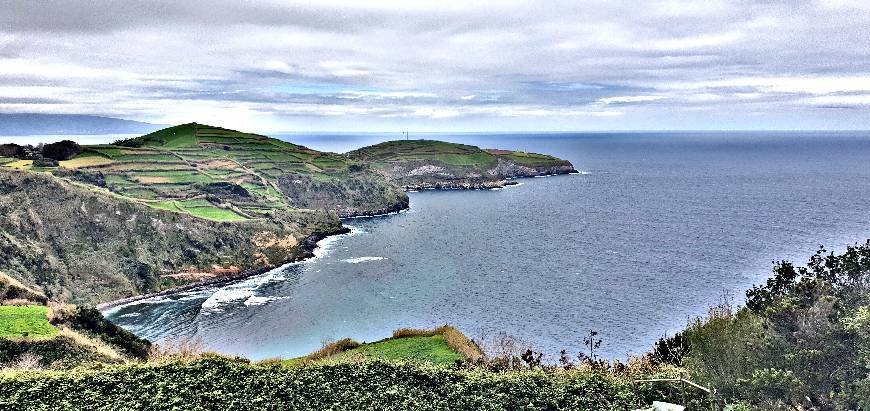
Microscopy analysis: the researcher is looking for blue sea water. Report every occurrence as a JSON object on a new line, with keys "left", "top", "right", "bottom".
{"left": 104, "top": 132, "right": 870, "bottom": 360}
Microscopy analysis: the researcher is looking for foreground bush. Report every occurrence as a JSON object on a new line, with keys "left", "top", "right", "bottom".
{"left": 681, "top": 241, "right": 870, "bottom": 409}
{"left": 0, "top": 356, "right": 644, "bottom": 410}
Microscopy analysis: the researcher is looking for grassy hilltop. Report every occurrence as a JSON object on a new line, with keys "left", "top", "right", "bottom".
{"left": 348, "top": 139, "right": 576, "bottom": 189}
{"left": 59, "top": 123, "right": 408, "bottom": 219}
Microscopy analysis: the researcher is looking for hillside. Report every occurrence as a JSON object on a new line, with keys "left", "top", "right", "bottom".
{"left": 0, "top": 169, "right": 344, "bottom": 304}
{"left": 60, "top": 123, "right": 408, "bottom": 218}
{"left": 0, "top": 124, "right": 577, "bottom": 305}
{"left": 347, "top": 139, "right": 576, "bottom": 189}
{"left": 0, "top": 287, "right": 150, "bottom": 369}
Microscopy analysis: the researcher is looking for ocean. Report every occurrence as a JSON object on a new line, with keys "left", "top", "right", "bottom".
{"left": 104, "top": 131, "right": 870, "bottom": 360}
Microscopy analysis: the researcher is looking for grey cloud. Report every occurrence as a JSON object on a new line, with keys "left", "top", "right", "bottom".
{"left": 2, "top": 1, "right": 870, "bottom": 130}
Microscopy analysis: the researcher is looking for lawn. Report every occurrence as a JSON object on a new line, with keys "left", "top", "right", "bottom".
{"left": 0, "top": 305, "right": 58, "bottom": 339}
{"left": 340, "top": 335, "right": 462, "bottom": 365}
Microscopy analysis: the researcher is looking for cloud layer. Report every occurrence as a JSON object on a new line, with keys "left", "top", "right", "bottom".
{"left": 2, "top": 0, "right": 870, "bottom": 131}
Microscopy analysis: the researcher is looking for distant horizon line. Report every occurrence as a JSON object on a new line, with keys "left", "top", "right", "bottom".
{"left": 4, "top": 129, "right": 870, "bottom": 138}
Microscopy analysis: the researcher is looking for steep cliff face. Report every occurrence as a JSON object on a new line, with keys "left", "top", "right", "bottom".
{"left": 0, "top": 169, "right": 343, "bottom": 304}
{"left": 276, "top": 172, "right": 409, "bottom": 217}
{"left": 347, "top": 140, "right": 576, "bottom": 189}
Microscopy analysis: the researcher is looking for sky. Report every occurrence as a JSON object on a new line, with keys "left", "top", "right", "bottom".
{"left": 2, "top": 0, "right": 870, "bottom": 132}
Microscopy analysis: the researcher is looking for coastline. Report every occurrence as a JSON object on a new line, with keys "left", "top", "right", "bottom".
{"left": 97, "top": 226, "right": 352, "bottom": 311}
{"left": 401, "top": 168, "right": 578, "bottom": 191}
{"left": 98, "top": 170, "right": 577, "bottom": 311}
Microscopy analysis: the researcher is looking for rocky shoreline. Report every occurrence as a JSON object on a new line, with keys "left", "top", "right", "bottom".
{"left": 403, "top": 167, "right": 578, "bottom": 191}
{"left": 97, "top": 168, "right": 576, "bottom": 311}
{"left": 97, "top": 226, "right": 352, "bottom": 311}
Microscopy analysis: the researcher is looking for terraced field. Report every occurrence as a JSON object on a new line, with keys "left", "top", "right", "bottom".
{"left": 36, "top": 123, "right": 400, "bottom": 221}
{"left": 1, "top": 125, "right": 573, "bottom": 220}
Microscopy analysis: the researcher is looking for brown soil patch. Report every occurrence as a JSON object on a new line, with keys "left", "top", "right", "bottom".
{"left": 136, "top": 176, "right": 170, "bottom": 184}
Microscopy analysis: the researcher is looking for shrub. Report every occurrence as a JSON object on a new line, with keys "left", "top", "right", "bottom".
{"left": 0, "top": 357, "right": 645, "bottom": 410}
{"left": 68, "top": 307, "right": 151, "bottom": 359}
{"left": 41, "top": 140, "right": 82, "bottom": 161}
{"left": 306, "top": 338, "right": 361, "bottom": 361}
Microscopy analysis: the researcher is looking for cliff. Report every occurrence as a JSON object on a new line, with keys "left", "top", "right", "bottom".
{"left": 346, "top": 140, "right": 576, "bottom": 189}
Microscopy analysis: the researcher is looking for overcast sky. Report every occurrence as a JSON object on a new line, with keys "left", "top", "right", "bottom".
{"left": 2, "top": 0, "right": 870, "bottom": 132}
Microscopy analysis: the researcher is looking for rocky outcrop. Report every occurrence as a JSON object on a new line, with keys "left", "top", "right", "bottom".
{"left": 276, "top": 173, "right": 409, "bottom": 218}
{"left": 347, "top": 140, "right": 577, "bottom": 190}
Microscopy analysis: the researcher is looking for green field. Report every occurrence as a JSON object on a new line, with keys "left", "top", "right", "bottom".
{"left": 348, "top": 139, "right": 569, "bottom": 170}
{"left": 44, "top": 123, "right": 358, "bottom": 221}
{"left": 342, "top": 335, "right": 462, "bottom": 365}
{"left": 0, "top": 305, "right": 58, "bottom": 339}
{"left": 182, "top": 205, "right": 248, "bottom": 221}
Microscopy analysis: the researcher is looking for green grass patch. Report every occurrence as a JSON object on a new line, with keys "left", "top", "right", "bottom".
{"left": 0, "top": 305, "right": 58, "bottom": 339}
{"left": 180, "top": 205, "right": 248, "bottom": 222}
{"left": 344, "top": 335, "right": 461, "bottom": 365}
{"left": 86, "top": 146, "right": 125, "bottom": 158}
{"left": 120, "top": 188, "right": 158, "bottom": 200}
{"left": 148, "top": 200, "right": 184, "bottom": 213}
{"left": 178, "top": 199, "right": 215, "bottom": 208}
{"left": 496, "top": 151, "right": 564, "bottom": 166}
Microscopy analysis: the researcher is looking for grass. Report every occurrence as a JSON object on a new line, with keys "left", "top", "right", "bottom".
{"left": 59, "top": 153, "right": 114, "bottom": 169}
{"left": 148, "top": 200, "right": 184, "bottom": 213}
{"left": 181, "top": 205, "right": 248, "bottom": 222}
{"left": 343, "top": 335, "right": 462, "bottom": 365}
{"left": 288, "top": 326, "right": 482, "bottom": 367}
{"left": 0, "top": 305, "right": 58, "bottom": 339}
{"left": 496, "top": 151, "right": 564, "bottom": 166}
{"left": 3, "top": 160, "right": 32, "bottom": 170}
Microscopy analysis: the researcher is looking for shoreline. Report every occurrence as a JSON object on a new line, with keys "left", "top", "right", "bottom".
{"left": 97, "top": 226, "right": 352, "bottom": 311}
{"left": 401, "top": 169, "right": 578, "bottom": 191}
{"left": 98, "top": 171, "right": 578, "bottom": 311}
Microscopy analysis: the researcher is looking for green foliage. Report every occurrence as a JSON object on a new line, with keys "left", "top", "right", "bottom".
{"left": 0, "top": 306, "right": 57, "bottom": 339}
{"left": 0, "top": 356, "right": 643, "bottom": 410}
{"left": 0, "top": 336, "right": 112, "bottom": 367}
{"left": 67, "top": 307, "right": 150, "bottom": 359}
{"left": 41, "top": 140, "right": 83, "bottom": 161}
{"left": 682, "top": 241, "right": 870, "bottom": 409}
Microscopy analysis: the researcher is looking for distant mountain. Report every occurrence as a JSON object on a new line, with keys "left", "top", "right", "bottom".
{"left": 0, "top": 113, "right": 165, "bottom": 135}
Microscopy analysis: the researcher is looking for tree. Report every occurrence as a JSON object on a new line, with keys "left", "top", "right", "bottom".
{"left": 41, "top": 140, "right": 82, "bottom": 161}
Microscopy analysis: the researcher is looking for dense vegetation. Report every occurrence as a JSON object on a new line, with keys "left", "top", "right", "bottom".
{"left": 348, "top": 139, "right": 576, "bottom": 189}
{"left": 0, "top": 298, "right": 150, "bottom": 369}
{"left": 657, "top": 241, "right": 870, "bottom": 409}
{"left": 0, "top": 356, "right": 656, "bottom": 411}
